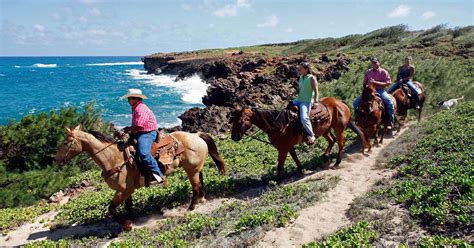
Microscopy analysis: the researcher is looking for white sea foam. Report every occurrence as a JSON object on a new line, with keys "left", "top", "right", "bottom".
{"left": 125, "top": 69, "right": 208, "bottom": 104}
{"left": 86, "top": 62, "right": 143, "bottom": 66}
{"left": 33, "top": 63, "right": 57, "bottom": 68}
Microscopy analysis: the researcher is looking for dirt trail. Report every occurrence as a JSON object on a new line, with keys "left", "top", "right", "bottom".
{"left": 256, "top": 127, "right": 409, "bottom": 247}
{"left": 2, "top": 126, "right": 408, "bottom": 247}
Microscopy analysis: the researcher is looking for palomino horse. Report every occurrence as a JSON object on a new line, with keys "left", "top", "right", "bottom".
{"left": 355, "top": 84, "right": 399, "bottom": 152}
{"left": 231, "top": 97, "right": 366, "bottom": 182}
{"left": 55, "top": 125, "right": 226, "bottom": 230}
{"left": 391, "top": 81, "right": 425, "bottom": 122}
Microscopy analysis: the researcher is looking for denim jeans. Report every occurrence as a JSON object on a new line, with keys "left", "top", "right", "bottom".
{"left": 387, "top": 80, "right": 421, "bottom": 104}
{"left": 293, "top": 100, "right": 315, "bottom": 137}
{"left": 136, "top": 131, "right": 163, "bottom": 177}
{"left": 353, "top": 89, "right": 395, "bottom": 123}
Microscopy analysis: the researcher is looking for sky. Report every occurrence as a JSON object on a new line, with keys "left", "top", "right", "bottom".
{"left": 1, "top": 0, "right": 473, "bottom": 56}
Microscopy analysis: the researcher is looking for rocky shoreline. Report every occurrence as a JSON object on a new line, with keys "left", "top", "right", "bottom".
{"left": 142, "top": 52, "right": 351, "bottom": 135}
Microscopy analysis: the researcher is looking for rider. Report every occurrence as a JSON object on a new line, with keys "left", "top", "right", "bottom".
{"left": 293, "top": 62, "right": 319, "bottom": 145}
{"left": 387, "top": 56, "right": 421, "bottom": 109}
{"left": 121, "top": 89, "right": 165, "bottom": 184}
{"left": 353, "top": 57, "right": 396, "bottom": 128}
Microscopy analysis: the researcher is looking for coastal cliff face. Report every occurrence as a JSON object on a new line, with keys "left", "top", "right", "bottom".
{"left": 142, "top": 52, "right": 351, "bottom": 135}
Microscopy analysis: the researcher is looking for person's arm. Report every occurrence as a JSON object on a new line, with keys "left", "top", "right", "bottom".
{"left": 311, "top": 76, "right": 319, "bottom": 102}
{"left": 396, "top": 66, "right": 402, "bottom": 82}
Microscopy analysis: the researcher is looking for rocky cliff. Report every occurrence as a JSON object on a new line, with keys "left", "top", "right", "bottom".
{"left": 142, "top": 52, "right": 351, "bottom": 135}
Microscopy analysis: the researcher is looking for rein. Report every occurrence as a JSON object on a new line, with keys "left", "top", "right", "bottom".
{"left": 243, "top": 107, "right": 285, "bottom": 146}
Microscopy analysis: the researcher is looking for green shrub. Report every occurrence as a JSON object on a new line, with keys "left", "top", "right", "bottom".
{"left": 388, "top": 102, "right": 473, "bottom": 231}
{"left": 235, "top": 204, "right": 298, "bottom": 231}
{"left": 0, "top": 102, "right": 106, "bottom": 172}
{"left": 0, "top": 204, "right": 52, "bottom": 234}
{"left": 303, "top": 221, "right": 379, "bottom": 247}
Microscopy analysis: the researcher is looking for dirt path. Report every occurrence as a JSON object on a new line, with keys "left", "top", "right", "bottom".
{"left": 256, "top": 127, "right": 409, "bottom": 247}
{"left": 2, "top": 126, "right": 408, "bottom": 247}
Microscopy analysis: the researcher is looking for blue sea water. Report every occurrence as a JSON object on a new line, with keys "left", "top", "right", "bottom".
{"left": 0, "top": 56, "right": 208, "bottom": 127}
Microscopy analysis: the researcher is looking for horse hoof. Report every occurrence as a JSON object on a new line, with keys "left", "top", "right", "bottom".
{"left": 199, "top": 197, "right": 207, "bottom": 203}
{"left": 330, "top": 165, "right": 340, "bottom": 170}
{"left": 123, "top": 220, "right": 133, "bottom": 231}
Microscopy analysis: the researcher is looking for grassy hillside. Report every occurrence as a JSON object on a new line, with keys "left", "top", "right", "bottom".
{"left": 305, "top": 102, "right": 473, "bottom": 246}
{"left": 1, "top": 25, "right": 473, "bottom": 245}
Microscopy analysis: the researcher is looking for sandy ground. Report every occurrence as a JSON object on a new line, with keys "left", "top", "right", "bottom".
{"left": 2, "top": 126, "right": 408, "bottom": 247}
{"left": 256, "top": 127, "right": 409, "bottom": 247}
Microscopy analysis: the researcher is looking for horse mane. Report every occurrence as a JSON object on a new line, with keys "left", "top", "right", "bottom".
{"left": 252, "top": 108, "right": 293, "bottom": 131}
{"left": 88, "top": 130, "right": 116, "bottom": 143}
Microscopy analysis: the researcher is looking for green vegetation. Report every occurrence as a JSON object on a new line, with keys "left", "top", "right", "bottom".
{"left": 0, "top": 103, "right": 109, "bottom": 208}
{"left": 0, "top": 204, "right": 52, "bottom": 234}
{"left": 330, "top": 102, "right": 473, "bottom": 246}
{"left": 303, "top": 221, "right": 379, "bottom": 248}
{"left": 110, "top": 176, "right": 338, "bottom": 247}
{"left": 388, "top": 102, "right": 473, "bottom": 231}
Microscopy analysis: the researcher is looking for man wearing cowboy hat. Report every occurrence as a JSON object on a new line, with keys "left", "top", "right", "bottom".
{"left": 121, "top": 89, "right": 164, "bottom": 184}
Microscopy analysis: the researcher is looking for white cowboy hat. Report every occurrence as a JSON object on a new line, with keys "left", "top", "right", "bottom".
{"left": 120, "top": 89, "right": 148, "bottom": 100}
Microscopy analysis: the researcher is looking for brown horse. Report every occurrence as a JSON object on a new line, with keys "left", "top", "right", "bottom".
{"left": 55, "top": 125, "right": 225, "bottom": 230}
{"left": 391, "top": 81, "right": 425, "bottom": 122}
{"left": 355, "top": 84, "right": 399, "bottom": 152}
{"left": 231, "top": 97, "right": 366, "bottom": 182}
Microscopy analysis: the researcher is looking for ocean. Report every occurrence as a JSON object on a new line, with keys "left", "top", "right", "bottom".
{"left": 0, "top": 56, "right": 208, "bottom": 128}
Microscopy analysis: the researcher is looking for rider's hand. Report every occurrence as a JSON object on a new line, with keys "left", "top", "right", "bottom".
{"left": 123, "top": 126, "right": 132, "bottom": 133}
{"left": 369, "top": 78, "right": 376, "bottom": 84}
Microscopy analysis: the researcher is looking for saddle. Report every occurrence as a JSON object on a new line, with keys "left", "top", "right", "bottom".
{"left": 285, "top": 101, "right": 330, "bottom": 135}
{"left": 121, "top": 131, "right": 185, "bottom": 187}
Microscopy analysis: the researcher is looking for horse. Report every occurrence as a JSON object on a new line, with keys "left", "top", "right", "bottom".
{"left": 231, "top": 97, "right": 366, "bottom": 182}
{"left": 391, "top": 81, "right": 425, "bottom": 122}
{"left": 355, "top": 84, "right": 399, "bottom": 152}
{"left": 55, "top": 125, "right": 226, "bottom": 230}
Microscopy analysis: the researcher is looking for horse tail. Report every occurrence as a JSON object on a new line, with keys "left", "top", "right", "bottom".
{"left": 198, "top": 132, "right": 226, "bottom": 175}
{"left": 347, "top": 120, "right": 367, "bottom": 149}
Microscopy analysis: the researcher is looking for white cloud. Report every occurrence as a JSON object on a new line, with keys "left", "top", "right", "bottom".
{"left": 388, "top": 4, "right": 411, "bottom": 18}
{"left": 90, "top": 7, "right": 101, "bottom": 17}
{"left": 213, "top": 0, "right": 250, "bottom": 17}
{"left": 257, "top": 15, "right": 279, "bottom": 28}
{"left": 34, "top": 24, "right": 45, "bottom": 32}
{"left": 181, "top": 3, "right": 192, "bottom": 11}
{"left": 79, "top": 16, "right": 88, "bottom": 23}
{"left": 51, "top": 13, "right": 61, "bottom": 21}
{"left": 421, "top": 11, "right": 435, "bottom": 20}
{"left": 285, "top": 27, "right": 293, "bottom": 33}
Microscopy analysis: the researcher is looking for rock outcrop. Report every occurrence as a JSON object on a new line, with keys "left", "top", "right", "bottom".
{"left": 142, "top": 53, "right": 352, "bottom": 135}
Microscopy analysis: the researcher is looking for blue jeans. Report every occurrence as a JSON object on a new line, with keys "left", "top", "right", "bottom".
{"left": 136, "top": 131, "right": 163, "bottom": 177}
{"left": 387, "top": 80, "right": 420, "bottom": 104}
{"left": 353, "top": 89, "right": 395, "bottom": 123}
{"left": 293, "top": 100, "right": 315, "bottom": 137}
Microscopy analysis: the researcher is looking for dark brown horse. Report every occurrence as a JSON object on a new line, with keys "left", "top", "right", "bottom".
{"left": 391, "top": 81, "right": 425, "bottom": 122}
{"left": 231, "top": 97, "right": 366, "bottom": 182}
{"left": 355, "top": 84, "right": 399, "bottom": 152}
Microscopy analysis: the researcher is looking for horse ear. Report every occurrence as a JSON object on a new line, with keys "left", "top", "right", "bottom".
{"left": 65, "top": 127, "right": 72, "bottom": 133}
{"left": 234, "top": 103, "right": 242, "bottom": 111}
{"left": 74, "top": 125, "right": 81, "bottom": 131}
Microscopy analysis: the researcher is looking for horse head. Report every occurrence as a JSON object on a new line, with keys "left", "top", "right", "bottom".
{"left": 360, "top": 84, "right": 378, "bottom": 113}
{"left": 55, "top": 125, "right": 84, "bottom": 165}
{"left": 230, "top": 104, "right": 253, "bottom": 141}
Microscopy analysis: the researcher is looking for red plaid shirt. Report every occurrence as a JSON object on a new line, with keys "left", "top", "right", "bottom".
{"left": 131, "top": 101, "right": 157, "bottom": 133}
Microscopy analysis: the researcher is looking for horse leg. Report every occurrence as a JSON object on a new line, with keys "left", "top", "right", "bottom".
{"left": 373, "top": 125, "right": 380, "bottom": 146}
{"left": 109, "top": 190, "right": 134, "bottom": 231}
{"left": 332, "top": 128, "right": 345, "bottom": 168}
{"left": 125, "top": 196, "right": 134, "bottom": 220}
{"left": 276, "top": 150, "right": 289, "bottom": 183}
{"left": 321, "top": 132, "right": 335, "bottom": 168}
{"left": 380, "top": 125, "right": 387, "bottom": 144}
{"left": 289, "top": 147, "right": 303, "bottom": 174}
{"left": 187, "top": 171, "right": 202, "bottom": 210}
{"left": 198, "top": 171, "right": 206, "bottom": 203}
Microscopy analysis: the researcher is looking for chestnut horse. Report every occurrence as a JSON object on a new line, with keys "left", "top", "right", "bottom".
{"left": 355, "top": 84, "right": 399, "bottom": 152}
{"left": 231, "top": 97, "right": 366, "bottom": 182}
{"left": 55, "top": 125, "right": 226, "bottom": 230}
{"left": 391, "top": 81, "right": 425, "bottom": 122}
